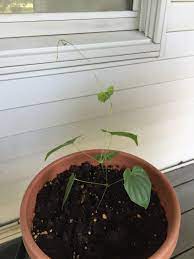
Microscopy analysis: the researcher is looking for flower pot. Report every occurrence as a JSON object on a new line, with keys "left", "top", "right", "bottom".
{"left": 20, "top": 150, "right": 181, "bottom": 259}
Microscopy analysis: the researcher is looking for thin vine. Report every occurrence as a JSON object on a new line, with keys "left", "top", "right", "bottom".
{"left": 45, "top": 39, "right": 152, "bottom": 211}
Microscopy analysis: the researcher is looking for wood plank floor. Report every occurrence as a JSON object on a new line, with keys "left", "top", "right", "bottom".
{"left": 0, "top": 163, "right": 194, "bottom": 258}
{"left": 166, "top": 163, "right": 194, "bottom": 259}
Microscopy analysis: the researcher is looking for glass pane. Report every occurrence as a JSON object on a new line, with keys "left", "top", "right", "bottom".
{"left": 0, "top": 0, "right": 133, "bottom": 14}
{"left": 0, "top": 0, "right": 33, "bottom": 13}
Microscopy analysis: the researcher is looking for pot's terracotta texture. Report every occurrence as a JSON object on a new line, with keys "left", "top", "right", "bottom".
{"left": 20, "top": 150, "right": 181, "bottom": 259}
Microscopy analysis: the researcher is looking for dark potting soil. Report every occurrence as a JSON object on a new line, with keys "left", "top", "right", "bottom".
{"left": 32, "top": 162, "right": 168, "bottom": 259}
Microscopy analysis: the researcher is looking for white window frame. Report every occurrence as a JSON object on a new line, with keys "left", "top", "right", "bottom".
{"left": 0, "top": 0, "right": 139, "bottom": 37}
{"left": 0, "top": 11, "right": 139, "bottom": 37}
{"left": 0, "top": 0, "right": 168, "bottom": 77}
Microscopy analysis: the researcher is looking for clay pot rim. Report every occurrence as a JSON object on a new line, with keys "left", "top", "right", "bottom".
{"left": 20, "top": 149, "right": 181, "bottom": 259}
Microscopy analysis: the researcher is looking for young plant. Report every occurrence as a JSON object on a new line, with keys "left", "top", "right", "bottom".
{"left": 45, "top": 86, "right": 152, "bottom": 210}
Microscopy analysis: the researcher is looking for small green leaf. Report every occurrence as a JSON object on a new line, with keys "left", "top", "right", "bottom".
{"left": 62, "top": 173, "right": 76, "bottom": 209}
{"left": 101, "top": 129, "right": 138, "bottom": 146}
{"left": 94, "top": 151, "right": 119, "bottom": 164}
{"left": 123, "top": 166, "right": 151, "bottom": 209}
{"left": 104, "top": 151, "right": 119, "bottom": 161}
{"left": 97, "top": 86, "right": 114, "bottom": 103}
{"left": 94, "top": 153, "right": 104, "bottom": 164}
{"left": 45, "top": 136, "right": 82, "bottom": 161}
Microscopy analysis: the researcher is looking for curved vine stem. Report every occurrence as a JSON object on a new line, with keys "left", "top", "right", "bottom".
{"left": 55, "top": 39, "right": 119, "bottom": 209}
{"left": 73, "top": 143, "right": 99, "bottom": 163}
{"left": 102, "top": 97, "right": 114, "bottom": 184}
{"left": 56, "top": 39, "right": 103, "bottom": 87}
{"left": 97, "top": 186, "right": 108, "bottom": 209}
{"left": 109, "top": 178, "right": 123, "bottom": 187}
{"left": 75, "top": 178, "right": 107, "bottom": 187}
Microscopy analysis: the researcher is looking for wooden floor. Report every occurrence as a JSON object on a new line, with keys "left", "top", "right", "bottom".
{"left": 166, "top": 163, "right": 194, "bottom": 259}
{"left": 0, "top": 163, "right": 194, "bottom": 258}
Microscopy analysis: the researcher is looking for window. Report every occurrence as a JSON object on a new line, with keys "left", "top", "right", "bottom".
{"left": 0, "top": 0, "right": 33, "bottom": 13}
{"left": 0, "top": 0, "right": 167, "bottom": 76}
{"left": 0, "top": 0, "right": 138, "bottom": 37}
{"left": 0, "top": 0, "right": 134, "bottom": 13}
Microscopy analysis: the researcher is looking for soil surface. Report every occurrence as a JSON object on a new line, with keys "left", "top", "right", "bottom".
{"left": 32, "top": 162, "right": 168, "bottom": 259}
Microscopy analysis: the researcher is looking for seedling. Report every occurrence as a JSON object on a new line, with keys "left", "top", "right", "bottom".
{"left": 45, "top": 85, "right": 152, "bottom": 210}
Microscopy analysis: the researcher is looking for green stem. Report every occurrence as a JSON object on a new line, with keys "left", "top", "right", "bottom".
{"left": 107, "top": 135, "right": 112, "bottom": 150}
{"left": 101, "top": 134, "right": 109, "bottom": 184}
{"left": 105, "top": 165, "right": 108, "bottom": 184}
{"left": 105, "top": 134, "right": 112, "bottom": 183}
{"left": 109, "top": 178, "right": 123, "bottom": 187}
{"left": 73, "top": 143, "right": 99, "bottom": 163}
{"left": 100, "top": 162, "right": 106, "bottom": 182}
{"left": 109, "top": 99, "right": 113, "bottom": 114}
{"left": 75, "top": 178, "right": 107, "bottom": 187}
{"left": 103, "top": 97, "right": 113, "bottom": 184}
{"left": 97, "top": 186, "right": 108, "bottom": 209}
{"left": 56, "top": 39, "right": 102, "bottom": 87}
{"left": 56, "top": 39, "right": 67, "bottom": 61}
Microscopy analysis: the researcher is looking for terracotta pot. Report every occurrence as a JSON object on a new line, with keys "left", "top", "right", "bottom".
{"left": 20, "top": 150, "right": 181, "bottom": 259}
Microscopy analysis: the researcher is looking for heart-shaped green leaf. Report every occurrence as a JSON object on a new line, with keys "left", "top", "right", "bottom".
{"left": 45, "top": 136, "right": 82, "bottom": 160}
{"left": 97, "top": 86, "right": 114, "bottom": 103}
{"left": 62, "top": 173, "right": 76, "bottom": 209}
{"left": 101, "top": 129, "right": 138, "bottom": 146}
{"left": 123, "top": 166, "right": 151, "bottom": 209}
{"left": 94, "top": 151, "right": 119, "bottom": 164}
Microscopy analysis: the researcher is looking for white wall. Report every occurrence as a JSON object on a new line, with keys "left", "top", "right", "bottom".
{"left": 0, "top": 0, "right": 194, "bottom": 223}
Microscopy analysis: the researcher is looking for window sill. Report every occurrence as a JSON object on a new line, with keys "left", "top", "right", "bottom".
{"left": 0, "top": 31, "right": 160, "bottom": 78}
